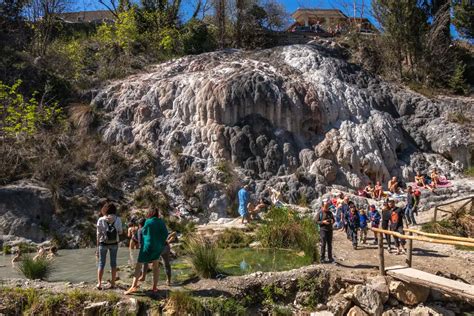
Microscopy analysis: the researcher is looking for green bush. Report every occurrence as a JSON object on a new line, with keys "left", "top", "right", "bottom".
{"left": 217, "top": 228, "right": 253, "bottom": 248}
{"left": 17, "top": 256, "right": 54, "bottom": 280}
{"left": 449, "top": 62, "right": 468, "bottom": 95}
{"left": 203, "top": 297, "right": 247, "bottom": 315}
{"left": 184, "top": 236, "right": 221, "bottom": 279}
{"left": 2, "top": 245, "right": 12, "bottom": 254}
{"left": 257, "top": 206, "right": 319, "bottom": 262}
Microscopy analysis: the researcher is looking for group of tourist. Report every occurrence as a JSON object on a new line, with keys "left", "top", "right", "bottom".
{"left": 10, "top": 245, "right": 58, "bottom": 265}
{"left": 95, "top": 202, "right": 171, "bottom": 294}
{"left": 317, "top": 180, "right": 423, "bottom": 263}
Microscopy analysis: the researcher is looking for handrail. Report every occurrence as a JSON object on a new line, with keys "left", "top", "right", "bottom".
{"left": 371, "top": 227, "right": 474, "bottom": 247}
{"left": 433, "top": 196, "right": 473, "bottom": 222}
{"left": 433, "top": 195, "right": 474, "bottom": 208}
{"left": 404, "top": 228, "right": 474, "bottom": 243}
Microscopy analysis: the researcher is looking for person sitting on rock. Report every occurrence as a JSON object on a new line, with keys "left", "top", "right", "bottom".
{"left": 373, "top": 181, "right": 383, "bottom": 200}
{"left": 369, "top": 205, "right": 381, "bottom": 244}
{"left": 363, "top": 182, "right": 374, "bottom": 198}
{"left": 345, "top": 205, "right": 360, "bottom": 250}
{"left": 388, "top": 176, "right": 400, "bottom": 194}
{"left": 430, "top": 168, "right": 440, "bottom": 189}
{"left": 414, "top": 171, "right": 427, "bottom": 189}
{"left": 249, "top": 198, "right": 268, "bottom": 220}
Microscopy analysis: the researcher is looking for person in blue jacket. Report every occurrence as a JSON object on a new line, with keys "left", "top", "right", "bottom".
{"left": 359, "top": 208, "right": 369, "bottom": 244}
{"left": 345, "top": 204, "right": 360, "bottom": 249}
{"left": 238, "top": 185, "right": 251, "bottom": 224}
{"left": 369, "top": 205, "right": 381, "bottom": 244}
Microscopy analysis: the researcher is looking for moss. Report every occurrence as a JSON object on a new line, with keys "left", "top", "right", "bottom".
{"left": 202, "top": 297, "right": 247, "bottom": 315}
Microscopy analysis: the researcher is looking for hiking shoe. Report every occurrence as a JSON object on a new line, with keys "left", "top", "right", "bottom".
{"left": 353, "top": 245, "right": 357, "bottom": 250}
{"left": 327, "top": 258, "right": 335, "bottom": 263}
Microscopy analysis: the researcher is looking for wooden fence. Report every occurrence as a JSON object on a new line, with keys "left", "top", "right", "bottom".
{"left": 433, "top": 195, "right": 474, "bottom": 222}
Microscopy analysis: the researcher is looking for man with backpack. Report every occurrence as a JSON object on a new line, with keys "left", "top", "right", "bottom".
{"left": 388, "top": 199, "right": 406, "bottom": 255}
{"left": 316, "top": 200, "right": 335, "bottom": 263}
{"left": 96, "top": 202, "right": 123, "bottom": 290}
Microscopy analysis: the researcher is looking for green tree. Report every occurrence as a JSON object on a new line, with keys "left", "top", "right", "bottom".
{"left": 452, "top": 0, "right": 474, "bottom": 39}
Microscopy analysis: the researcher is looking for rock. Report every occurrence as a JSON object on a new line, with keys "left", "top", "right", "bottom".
{"left": 0, "top": 182, "right": 55, "bottom": 243}
{"left": 115, "top": 298, "right": 139, "bottom": 316}
{"left": 309, "top": 159, "right": 337, "bottom": 182}
{"left": 408, "top": 305, "right": 455, "bottom": 316}
{"left": 327, "top": 293, "right": 352, "bottom": 316}
{"left": 368, "top": 276, "right": 390, "bottom": 303}
{"left": 351, "top": 285, "right": 383, "bottom": 316}
{"left": 347, "top": 306, "right": 369, "bottom": 316}
{"left": 294, "top": 291, "right": 312, "bottom": 306}
{"left": 389, "top": 281, "right": 429, "bottom": 306}
{"left": 83, "top": 301, "right": 108, "bottom": 316}
{"left": 387, "top": 297, "right": 400, "bottom": 307}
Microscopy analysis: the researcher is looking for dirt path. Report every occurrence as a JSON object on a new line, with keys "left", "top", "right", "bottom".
{"left": 328, "top": 205, "right": 474, "bottom": 284}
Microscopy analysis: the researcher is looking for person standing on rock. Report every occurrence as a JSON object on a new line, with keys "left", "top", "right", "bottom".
{"left": 345, "top": 205, "right": 360, "bottom": 250}
{"left": 389, "top": 200, "right": 406, "bottom": 255}
{"left": 124, "top": 208, "right": 168, "bottom": 294}
{"left": 238, "top": 185, "right": 251, "bottom": 224}
{"left": 316, "top": 200, "right": 335, "bottom": 263}
{"left": 96, "top": 202, "right": 123, "bottom": 290}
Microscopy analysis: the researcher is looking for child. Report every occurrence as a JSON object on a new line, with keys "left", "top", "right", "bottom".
{"left": 345, "top": 205, "right": 360, "bottom": 249}
{"left": 369, "top": 205, "right": 381, "bottom": 244}
{"left": 359, "top": 209, "right": 369, "bottom": 244}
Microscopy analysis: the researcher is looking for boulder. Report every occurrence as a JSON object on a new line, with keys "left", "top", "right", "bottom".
{"left": 310, "top": 312, "right": 334, "bottom": 316}
{"left": 409, "top": 305, "right": 455, "bottom": 316}
{"left": 389, "top": 281, "right": 429, "bottom": 306}
{"left": 0, "top": 182, "right": 55, "bottom": 243}
{"left": 326, "top": 292, "right": 352, "bottom": 316}
{"left": 347, "top": 306, "right": 369, "bottom": 316}
{"left": 368, "top": 276, "right": 390, "bottom": 303}
{"left": 352, "top": 285, "right": 383, "bottom": 316}
{"left": 115, "top": 298, "right": 139, "bottom": 316}
{"left": 309, "top": 159, "right": 337, "bottom": 183}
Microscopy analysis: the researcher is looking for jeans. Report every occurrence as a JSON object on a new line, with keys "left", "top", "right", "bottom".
{"left": 405, "top": 205, "right": 417, "bottom": 225}
{"left": 348, "top": 226, "right": 358, "bottom": 246}
{"left": 320, "top": 229, "right": 333, "bottom": 260}
{"left": 392, "top": 226, "right": 406, "bottom": 248}
{"left": 382, "top": 221, "right": 391, "bottom": 248}
{"left": 98, "top": 243, "right": 118, "bottom": 270}
{"left": 359, "top": 227, "right": 368, "bottom": 243}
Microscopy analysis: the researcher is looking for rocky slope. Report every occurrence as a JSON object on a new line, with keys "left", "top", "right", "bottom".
{"left": 93, "top": 42, "right": 472, "bottom": 212}
{"left": 1, "top": 41, "right": 473, "bottom": 245}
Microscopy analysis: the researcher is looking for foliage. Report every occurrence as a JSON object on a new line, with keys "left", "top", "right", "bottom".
{"left": 464, "top": 166, "right": 474, "bottom": 177}
{"left": 17, "top": 256, "right": 54, "bottom": 280}
{"left": 133, "top": 185, "right": 170, "bottom": 211}
{"left": 262, "top": 283, "right": 285, "bottom": 305}
{"left": 452, "top": 0, "right": 474, "bottom": 40}
{"left": 182, "top": 19, "right": 217, "bottom": 54}
{"left": 0, "top": 288, "right": 120, "bottom": 315}
{"left": 164, "top": 291, "right": 204, "bottom": 315}
{"left": 257, "top": 206, "right": 319, "bottom": 262}
{"left": 180, "top": 167, "right": 203, "bottom": 198}
{"left": 184, "top": 235, "right": 221, "bottom": 278}
{"left": 217, "top": 228, "right": 253, "bottom": 248}
{"left": 0, "top": 80, "right": 64, "bottom": 137}
{"left": 2, "top": 244, "right": 12, "bottom": 254}
{"left": 449, "top": 62, "right": 468, "bottom": 94}
{"left": 271, "top": 305, "right": 293, "bottom": 316}
{"left": 202, "top": 297, "right": 247, "bottom": 315}
{"left": 297, "top": 274, "right": 329, "bottom": 308}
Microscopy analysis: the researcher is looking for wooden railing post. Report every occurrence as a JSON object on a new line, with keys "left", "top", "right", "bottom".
{"left": 378, "top": 232, "right": 386, "bottom": 276}
{"left": 433, "top": 206, "right": 438, "bottom": 222}
{"left": 407, "top": 231, "right": 413, "bottom": 268}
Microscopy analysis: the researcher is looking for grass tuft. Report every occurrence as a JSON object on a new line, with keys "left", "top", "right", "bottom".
{"left": 163, "top": 291, "right": 204, "bottom": 315}
{"left": 184, "top": 236, "right": 221, "bottom": 279}
{"left": 257, "top": 206, "right": 319, "bottom": 262}
{"left": 17, "top": 256, "right": 54, "bottom": 280}
{"left": 217, "top": 228, "right": 253, "bottom": 248}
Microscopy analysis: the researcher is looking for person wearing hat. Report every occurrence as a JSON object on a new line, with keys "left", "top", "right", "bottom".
{"left": 316, "top": 200, "right": 335, "bottom": 263}
{"left": 369, "top": 205, "right": 381, "bottom": 244}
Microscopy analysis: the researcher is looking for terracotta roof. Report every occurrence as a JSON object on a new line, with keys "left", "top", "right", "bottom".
{"left": 56, "top": 10, "right": 115, "bottom": 23}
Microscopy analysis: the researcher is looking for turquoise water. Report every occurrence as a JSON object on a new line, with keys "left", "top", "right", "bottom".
{"left": 0, "top": 248, "right": 311, "bottom": 284}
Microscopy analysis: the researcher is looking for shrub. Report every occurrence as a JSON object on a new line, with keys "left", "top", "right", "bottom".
{"left": 163, "top": 291, "right": 204, "bottom": 315}
{"left": 180, "top": 167, "right": 202, "bottom": 198}
{"left": 133, "top": 185, "right": 170, "bottom": 211}
{"left": 2, "top": 245, "right": 12, "bottom": 254}
{"left": 449, "top": 62, "right": 468, "bottom": 95}
{"left": 203, "top": 297, "right": 246, "bottom": 315}
{"left": 184, "top": 236, "right": 221, "bottom": 278}
{"left": 17, "top": 256, "right": 54, "bottom": 280}
{"left": 217, "top": 228, "right": 253, "bottom": 248}
{"left": 257, "top": 206, "right": 319, "bottom": 262}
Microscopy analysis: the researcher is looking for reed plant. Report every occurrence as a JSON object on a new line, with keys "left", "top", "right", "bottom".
{"left": 17, "top": 256, "right": 54, "bottom": 280}
{"left": 184, "top": 236, "right": 221, "bottom": 278}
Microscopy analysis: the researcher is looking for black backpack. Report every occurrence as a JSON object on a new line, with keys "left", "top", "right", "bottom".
{"left": 105, "top": 219, "right": 118, "bottom": 243}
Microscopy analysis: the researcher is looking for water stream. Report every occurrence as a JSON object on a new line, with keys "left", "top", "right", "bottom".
{"left": 0, "top": 248, "right": 311, "bottom": 284}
